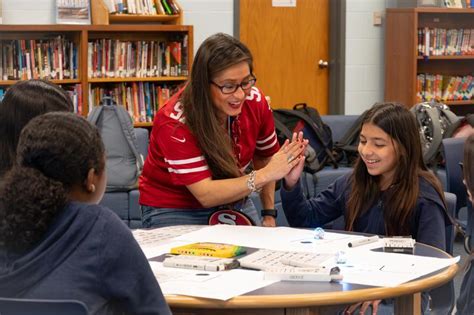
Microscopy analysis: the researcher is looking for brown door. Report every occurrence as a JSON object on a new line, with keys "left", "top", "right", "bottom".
{"left": 240, "top": 0, "right": 329, "bottom": 113}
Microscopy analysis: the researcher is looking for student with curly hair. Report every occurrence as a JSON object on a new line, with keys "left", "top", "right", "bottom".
{"left": 0, "top": 112, "right": 171, "bottom": 315}
{"left": 281, "top": 103, "right": 450, "bottom": 314}
{"left": 0, "top": 79, "right": 74, "bottom": 178}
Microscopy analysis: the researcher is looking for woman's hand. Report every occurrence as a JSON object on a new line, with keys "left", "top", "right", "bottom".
{"left": 261, "top": 215, "right": 276, "bottom": 227}
{"left": 283, "top": 132, "right": 307, "bottom": 190}
{"left": 344, "top": 300, "right": 381, "bottom": 315}
{"left": 260, "top": 132, "right": 307, "bottom": 182}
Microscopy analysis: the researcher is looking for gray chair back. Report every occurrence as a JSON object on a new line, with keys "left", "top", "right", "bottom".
{"left": 0, "top": 297, "right": 88, "bottom": 315}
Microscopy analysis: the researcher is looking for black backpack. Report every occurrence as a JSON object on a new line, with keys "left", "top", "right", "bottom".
{"left": 273, "top": 103, "right": 338, "bottom": 173}
{"left": 333, "top": 111, "right": 369, "bottom": 166}
{"left": 411, "top": 101, "right": 460, "bottom": 166}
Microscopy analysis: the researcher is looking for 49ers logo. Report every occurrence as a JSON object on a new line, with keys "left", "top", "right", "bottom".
{"left": 245, "top": 86, "right": 261, "bottom": 102}
{"left": 208, "top": 209, "right": 255, "bottom": 226}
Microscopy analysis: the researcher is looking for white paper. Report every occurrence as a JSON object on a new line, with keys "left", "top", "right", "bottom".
{"left": 336, "top": 251, "right": 460, "bottom": 287}
{"left": 133, "top": 225, "right": 203, "bottom": 259}
{"left": 150, "top": 262, "right": 278, "bottom": 301}
{"left": 133, "top": 225, "right": 203, "bottom": 245}
{"left": 174, "top": 225, "right": 371, "bottom": 253}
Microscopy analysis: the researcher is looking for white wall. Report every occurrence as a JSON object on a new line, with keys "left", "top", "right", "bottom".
{"left": 1, "top": 0, "right": 233, "bottom": 56}
{"left": 345, "top": 0, "right": 389, "bottom": 114}
{"left": 180, "top": 0, "right": 233, "bottom": 55}
{"left": 2, "top": 0, "right": 55, "bottom": 24}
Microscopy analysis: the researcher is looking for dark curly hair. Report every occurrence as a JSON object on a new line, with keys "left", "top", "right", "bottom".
{"left": 0, "top": 112, "right": 104, "bottom": 252}
{"left": 0, "top": 79, "right": 74, "bottom": 177}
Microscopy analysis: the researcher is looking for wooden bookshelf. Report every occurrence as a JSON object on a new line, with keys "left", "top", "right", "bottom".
{"left": 384, "top": 8, "right": 474, "bottom": 115}
{"left": 0, "top": 24, "right": 193, "bottom": 125}
{"left": 91, "top": 0, "right": 183, "bottom": 25}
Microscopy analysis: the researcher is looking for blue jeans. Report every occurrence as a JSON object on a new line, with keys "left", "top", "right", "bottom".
{"left": 141, "top": 199, "right": 261, "bottom": 228}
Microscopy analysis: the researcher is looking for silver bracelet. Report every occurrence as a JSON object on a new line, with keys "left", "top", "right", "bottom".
{"left": 246, "top": 170, "right": 261, "bottom": 193}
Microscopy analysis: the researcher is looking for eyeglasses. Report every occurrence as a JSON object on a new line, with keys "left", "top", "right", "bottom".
{"left": 210, "top": 77, "right": 257, "bottom": 94}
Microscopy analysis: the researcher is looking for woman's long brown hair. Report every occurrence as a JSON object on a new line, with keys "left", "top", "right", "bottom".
{"left": 181, "top": 33, "right": 253, "bottom": 179}
{"left": 346, "top": 103, "right": 446, "bottom": 236}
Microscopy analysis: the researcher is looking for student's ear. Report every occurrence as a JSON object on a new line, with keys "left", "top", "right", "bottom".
{"left": 85, "top": 168, "right": 97, "bottom": 193}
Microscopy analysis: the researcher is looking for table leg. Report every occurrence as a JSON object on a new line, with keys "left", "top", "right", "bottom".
{"left": 394, "top": 293, "right": 421, "bottom": 315}
{"left": 286, "top": 307, "right": 322, "bottom": 315}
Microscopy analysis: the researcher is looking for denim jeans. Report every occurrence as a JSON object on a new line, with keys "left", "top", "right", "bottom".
{"left": 141, "top": 198, "right": 260, "bottom": 228}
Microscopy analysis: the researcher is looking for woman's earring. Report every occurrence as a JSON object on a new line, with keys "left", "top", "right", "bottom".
{"left": 89, "top": 184, "right": 96, "bottom": 193}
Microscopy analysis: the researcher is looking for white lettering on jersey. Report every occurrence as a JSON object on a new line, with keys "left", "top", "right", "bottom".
{"left": 170, "top": 101, "right": 184, "bottom": 121}
{"left": 218, "top": 213, "right": 237, "bottom": 225}
{"left": 245, "top": 86, "right": 261, "bottom": 102}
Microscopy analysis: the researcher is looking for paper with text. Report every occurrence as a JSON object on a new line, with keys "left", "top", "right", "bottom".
{"left": 150, "top": 262, "right": 278, "bottom": 300}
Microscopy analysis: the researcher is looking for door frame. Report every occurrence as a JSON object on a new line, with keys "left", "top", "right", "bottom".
{"left": 234, "top": 0, "right": 346, "bottom": 114}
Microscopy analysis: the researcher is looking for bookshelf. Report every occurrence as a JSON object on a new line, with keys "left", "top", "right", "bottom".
{"left": 91, "top": 0, "right": 183, "bottom": 25}
{"left": 0, "top": 24, "right": 193, "bottom": 126}
{"left": 384, "top": 8, "right": 474, "bottom": 115}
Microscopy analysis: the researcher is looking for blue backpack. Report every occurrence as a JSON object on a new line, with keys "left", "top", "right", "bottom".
{"left": 273, "top": 103, "right": 338, "bottom": 173}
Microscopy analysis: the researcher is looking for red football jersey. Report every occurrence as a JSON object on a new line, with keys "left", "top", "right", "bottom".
{"left": 139, "top": 87, "right": 280, "bottom": 208}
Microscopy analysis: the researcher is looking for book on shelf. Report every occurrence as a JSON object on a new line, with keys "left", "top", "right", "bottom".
{"left": 0, "top": 37, "right": 78, "bottom": 81}
{"left": 56, "top": 0, "right": 91, "bottom": 25}
{"left": 88, "top": 82, "right": 180, "bottom": 123}
{"left": 63, "top": 84, "right": 83, "bottom": 115}
{"left": 87, "top": 36, "right": 187, "bottom": 79}
{"left": 108, "top": 0, "right": 180, "bottom": 15}
{"left": 417, "top": 73, "right": 473, "bottom": 102}
{"left": 417, "top": 27, "right": 474, "bottom": 56}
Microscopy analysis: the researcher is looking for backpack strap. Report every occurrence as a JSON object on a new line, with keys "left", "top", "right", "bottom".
{"left": 424, "top": 106, "right": 443, "bottom": 165}
{"left": 273, "top": 116, "right": 293, "bottom": 140}
{"left": 274, "top": 109, "right": 338, "bottom": 167}
{"left": 87, "top": 104, "right": 103, "bottom": 126}
{"left": 334, "top": 113, "right": 366, "bottom": 149}
{"left": 114, "top": 104, "right": 144, "bottom": 171}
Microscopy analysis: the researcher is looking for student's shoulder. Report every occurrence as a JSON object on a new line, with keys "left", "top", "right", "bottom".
{"left": 70, "top": 202, "right": 128, "bottom": 230}
{"left": 418, "top": 176, "right": 445, "bottom": 208}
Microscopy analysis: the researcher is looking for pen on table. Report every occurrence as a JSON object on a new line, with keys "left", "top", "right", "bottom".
{"left": 347, "top": 235, "right": 379, "bottom": 248}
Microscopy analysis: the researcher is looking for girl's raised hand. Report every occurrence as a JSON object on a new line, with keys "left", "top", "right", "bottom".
{"left": 284, "top": 132, "right": 307, "bottom": 190}
{"left": 261, "top": 132, "right": 307, "bottom": 182}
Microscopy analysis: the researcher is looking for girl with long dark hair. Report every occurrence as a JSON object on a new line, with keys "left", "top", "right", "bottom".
{"left": 281, "top": 102, "right": 449, "bottom": 314}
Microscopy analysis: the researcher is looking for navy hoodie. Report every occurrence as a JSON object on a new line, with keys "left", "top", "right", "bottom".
{"left": 0, "top": 202, "right": 171, "bottom": 315}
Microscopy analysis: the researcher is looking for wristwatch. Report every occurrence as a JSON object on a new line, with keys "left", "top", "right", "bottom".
{"left": 261, "top": 209, "right": 278, "bottom": 218}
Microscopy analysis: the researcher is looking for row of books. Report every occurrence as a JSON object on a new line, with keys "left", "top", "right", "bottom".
{"left": 417, "top": 28, "right": 474, "bottom": 57}
{"left": 88, "top": 82, "right": 180, "bottom": 123}
{"left": 416, "top": 73, "right": 473, "bottom": 102}
{"left": 0, "top": 38, "right": 78, "bottom": 81}
{"left": 0, "top": 84, "right": 83, "bottom": 114}
{"left": 64, "top": 84, "right": 83, "bottom": 115}
{"left": 57, "top": 0, "right": 88, "bottom": 8}
{"left": 88, "top": 36, "right": 188, "bottom": 79}
{"left": 105, "top": 0, "right": 180, "bottom": 15}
